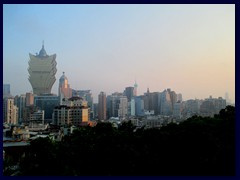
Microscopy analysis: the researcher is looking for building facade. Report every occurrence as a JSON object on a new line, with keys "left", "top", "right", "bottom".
{"left": 159, "top": 89, "right": 175, "bottom": 115}
{"left": 98, "top": 92, "right": 107, "bottom": 120}
{"left": 34, "top": 94, "right": 59, "bottom": 121}
{"left": 5, "top": 98, "right": 18, "bottom": 124}
{"left": 130, "top": 98, "right": 135, "bottom": 116}
{"left": 53, "top": 96, "right": 90, "bottom": 126}
{"left": 72, "top": 89, "right": 94, "bottom": 119}
{"left": 26, "top": 92, "right": 34, "bottom": 107}
{"left": 200, "top": 96, "right": 226, "bottom": 117}
{"left": 29, "top": 110, "right": 44, "bottom": 122}
{"left": 118, "top": 96, "right": 128, "bottom": 119}
{"left": 107, "top": 92, "right": 128, "bottom": 119}
{"left": 124, "top": 87, "right": 134, "bottom": 102}
{"left": 14, "top": 94, "right": 26, "bottom": 124}
{"left": 134, "top": 96, "right": 145, "bottom": 116}
{"left": 173, "top": 101, "right": 183, "bottom": 119}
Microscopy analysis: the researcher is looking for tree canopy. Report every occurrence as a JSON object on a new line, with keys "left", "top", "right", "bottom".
{"left": 15, "top": 106, "right": 235, "bottom": 176}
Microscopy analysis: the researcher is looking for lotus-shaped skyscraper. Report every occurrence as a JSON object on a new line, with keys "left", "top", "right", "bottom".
{"left": 28, "top": 44, "right": 57, "bottom": 95}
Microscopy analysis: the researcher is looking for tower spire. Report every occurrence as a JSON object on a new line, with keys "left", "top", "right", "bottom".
{"left": 134, "top": 78, "right": 138, "bottom": 87}
{"left": 38, "top": 41, "right": 47, "bottom": 57}
{"left": 133, "top": 78, "right": 138, "bottom": 97}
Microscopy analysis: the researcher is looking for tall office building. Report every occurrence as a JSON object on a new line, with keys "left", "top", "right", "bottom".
{"left": 143, "top": 88, "right": 152, "bottom": 111}
{"left": 98, "top": 92, "right": 107, "bottom": 120}
{"left": 59, "top": 72, "right": 72, "bottom": 104}
{"left": 3, "top": 84, "right": 11, "bottom": 98}
{"left": 130, "top": 98, "right": 135, "bottom": 116}
{"left": 28, "top": 43, "right": 57, "bottom": 95}
{"left": 158, "top": 88, "right": 179, "bottom": 116}
{"left": 124, "top": 87, "right": 134, "bottom": 102}
{"left": 134, "top": 96, "right": 144, "bottom": 116}
{"left": 151, "top": 92, "right": 160, "bottom": 115}
{"left": 118, "top": 97, "right": 128, "bottom": 119}
{"left": 15, "top": 94, "right": 26, "bottom": 123}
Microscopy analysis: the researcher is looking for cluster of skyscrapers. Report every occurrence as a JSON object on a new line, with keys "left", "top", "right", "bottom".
{"left": 3, "top": 44, "right": 231, "bottom": 127}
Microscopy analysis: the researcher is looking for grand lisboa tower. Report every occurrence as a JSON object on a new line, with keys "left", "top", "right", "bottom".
{"left": 28, "top": 43, "right": 57, "bottom": 95}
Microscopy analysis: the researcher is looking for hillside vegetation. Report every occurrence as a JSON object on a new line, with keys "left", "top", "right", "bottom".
{"left": 18, "top": 106, "right": 235, "bottom": 176}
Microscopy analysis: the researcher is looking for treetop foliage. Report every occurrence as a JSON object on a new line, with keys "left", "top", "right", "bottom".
{"left": 13, "top": 106, "right": 235, "bottom": 176}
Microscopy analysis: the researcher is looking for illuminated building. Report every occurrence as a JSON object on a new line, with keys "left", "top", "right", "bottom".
{"left": 53, "top": 96, "right": 90, "bottom": 126}
{"left": 59, "top": 72, "right": 72, "bottom": 104}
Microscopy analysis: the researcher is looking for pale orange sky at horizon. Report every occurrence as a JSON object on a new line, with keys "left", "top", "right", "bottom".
{"left": 3, "top": 4, "right": 235, "bottom": 103}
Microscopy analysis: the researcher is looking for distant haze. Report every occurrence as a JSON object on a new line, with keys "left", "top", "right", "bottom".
{"left": 3, "top": 4, "right": 235, "bottom": 103}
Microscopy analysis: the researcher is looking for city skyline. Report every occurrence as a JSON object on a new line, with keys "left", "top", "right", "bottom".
{"left": 3, "top": 4, "right": 235, "bottom": 103}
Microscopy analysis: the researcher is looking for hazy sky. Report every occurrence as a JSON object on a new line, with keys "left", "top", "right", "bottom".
{"left": 3, "top": 4, "right": 235, "bottom": 103}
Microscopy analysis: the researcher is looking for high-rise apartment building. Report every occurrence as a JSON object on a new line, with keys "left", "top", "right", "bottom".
{"left": 159, "top": 89, "right": 172, "bottom": 115}
{"left": 5, "top": 98, "right": 18, "bottom": 124}
{"left": 200, "top": 96, "right": 226, "bottom": 117}
{"left": 169, "top": 90, "right": 177, "bottom": 110}
{"left": 183, "top": 99, "right": 202, "bottom": 117}
{"left": 118, "top": 97, "right": 128, "bottom": 119}
{"left": 53, "top": 96, "right": 90, "bottom": 126}
{"left": 107, "top": 92, "right": 128, "bottom": 119}
{"left": 28, "top": 43, "right": 57, "bottom": 95}
{"left": 72, "top": 89, "right": 94, "bottom": 119}
{"left": 98, "top": 92, "right": 107, "bottom": 120}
